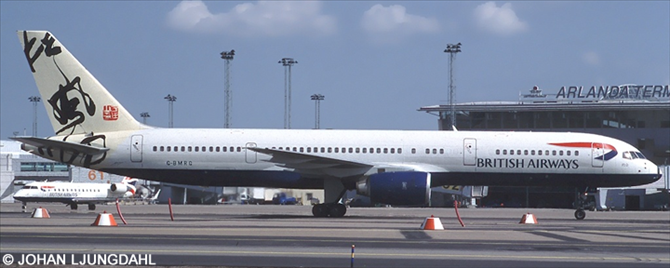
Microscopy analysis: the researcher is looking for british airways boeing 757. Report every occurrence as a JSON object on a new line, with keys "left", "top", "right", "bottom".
{"left": 11, "top": 31, "right": 661, "bottom": 219}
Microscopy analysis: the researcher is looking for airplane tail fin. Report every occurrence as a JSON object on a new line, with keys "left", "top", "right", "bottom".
{"left": 17, "top": 31, "right": 143, "bottom": 136}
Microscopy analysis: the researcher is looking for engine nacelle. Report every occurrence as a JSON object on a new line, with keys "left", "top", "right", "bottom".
{"left": 356, "top": 171, "right": 431, "bottom": 206}
{"left": 110, "top": 183, "right": 128, "bottom": 194}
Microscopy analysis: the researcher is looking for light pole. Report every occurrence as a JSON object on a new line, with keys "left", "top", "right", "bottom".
{"left": 444, "top": 43, "right": 461, "bottom": 129}
{"left": 279, "top": 58, "right": 298, "bottom": 129}
{"left": 140, "top": 112, "right": 150, "bottom": 124}
{"left": 221, "top": 50, "right": 235, "bottom": 128}
{"left": 310, "top": 94, "right": 324, "bottom": 129}
{"left": 28, "top": 96, "right": 41, "bottom": 136}
{"left": 164, "top": 94, "right": 177, "bottom": 128}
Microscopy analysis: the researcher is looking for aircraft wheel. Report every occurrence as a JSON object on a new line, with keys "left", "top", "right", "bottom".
{"left": 88, "top": 204, "right": 96, "bottom": 210}
{"left": 574, "top": 209, "right": 586, "bottom": 220}
{"left": 71, "top": 203, "right": 78, "bottom": 210}
{"left": 329, "top": 204, "right": 346, "bottom": 218}
{"left": 312, "top": 204, "right": 329, "bottom": 217}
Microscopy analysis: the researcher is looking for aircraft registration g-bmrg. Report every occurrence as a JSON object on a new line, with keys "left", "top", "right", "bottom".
{"left": 12, "top": 31, "right": 661, "bottom": 219}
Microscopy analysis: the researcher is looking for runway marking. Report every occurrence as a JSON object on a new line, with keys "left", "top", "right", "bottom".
{"left": 2, "top": 233, "right": 668, "bottom": 249}
{"left": 2, "top": 247, "right": 668, "bottom": 263}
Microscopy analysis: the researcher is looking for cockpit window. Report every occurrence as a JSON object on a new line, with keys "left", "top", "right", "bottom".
{"left": 622, "top": 151, "right": 646, "bottom": 160}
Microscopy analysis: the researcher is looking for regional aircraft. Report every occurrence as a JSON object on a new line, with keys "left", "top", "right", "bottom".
{"left": 11, "top": 31, "right": 662, "bottom": 219}
{"left": 13, "top": 177, "right": 136, "bottom": 210}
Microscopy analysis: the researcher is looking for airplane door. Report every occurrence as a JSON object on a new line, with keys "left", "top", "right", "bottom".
{"left": 463, "top": 138, "right": 477, "bottom": 166}
{"left": 245, "top": 142, "right": 257, "bottom": 164}
{"left": 130, "top": 135, "right": 143, "bottom": 162}
{"left": 591, "top": 142, "right": 604, "bottom": 168}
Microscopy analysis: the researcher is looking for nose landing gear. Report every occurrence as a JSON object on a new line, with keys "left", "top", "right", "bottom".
{"left": 573, "top": 187, "right": 590, "bottom": 220}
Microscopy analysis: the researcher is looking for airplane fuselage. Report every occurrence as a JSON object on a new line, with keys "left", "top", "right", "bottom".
{"left": 23, "top": 129, "right": 660, "bottom": 190}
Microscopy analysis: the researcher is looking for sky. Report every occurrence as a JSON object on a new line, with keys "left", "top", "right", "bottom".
{"left": 1, "top": 1, "right": 669, "bottom": 140}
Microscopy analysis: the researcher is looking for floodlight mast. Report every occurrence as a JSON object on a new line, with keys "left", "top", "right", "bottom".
{"left": 28, "top": 96, "right": 41, "bottom": 136}
{"left": 279, "top": 58, "right": 298, "bottom": 129}
{"left": 164, "top": 94, "right": 177, "bottom": 128}
{"left": 140, "top": 112, "right": 150, "bottom": 124}
{"left": 444, "top": 43, "right": 461, "bottom": 129}
{"left": 310, "top": 94, "right": 325, "bottom": 129}
{"left": 221, "top": 50, "right": 235, "bottom": 128}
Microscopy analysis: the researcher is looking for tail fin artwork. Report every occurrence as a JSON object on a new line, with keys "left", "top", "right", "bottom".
{"left": 18, "top": 31, "right": 143, "bottom": 136}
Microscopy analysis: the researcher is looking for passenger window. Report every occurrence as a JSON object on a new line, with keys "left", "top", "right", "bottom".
{"left": 425, "top": 148, "right": 430, "bottom": 154}
{"left": 439, "top": 149, "right": 444, "bottom": 154}
{"left": 160, "top": 146, "right": 164, "bottom": 152}
{"left": 390, "top": 148, "right": 395, "bottom": 154}
{"left": 321, "top": 147, "right": 325, "bottom": 153}
{"left": 335, "top": 148, "right": 339, "bottom": 153}
{"left": 531, "top": 150, "right": 535, "bottom": 155}
{"left": 223, "top": 147, "right": 227, "bottom": 152}
{"left": 307, "top": 147, "right": 311, "bottom": 153}
{"left": 575, "top": 151, "right": 579, "bottom": 156}
{"left": 524, "top": 150, "right": 528, "bottom": 155}
{"left": 153, "top": 146, "right": 157, "bottom": 151}
{"left": 510, "top": 150, "right": 514, "bottom": 155}
{"left": 355, "top": 148, "right": 360, "bottom": 153}
{"left": 545, "top": 150, "right": 549, "bottom": 155}
{"left": 552, "top": 150, "right": 556, "bottom": 156}
{"left": 195, "top": 147, "right": 199, "bottom": 152}
{"left": 566, "top": 150, "right": 570, "bottom": 156}
{"left": 502, "top": 149, "right": 507, "bottom": 155}
{"left": 237, "top": 147, "right": 241, "bottom": 152}
{"left": 412, "top": 148, "right": 416, "bottom": 154}
{"left": 362, "top": 148, "right": 367, "bottom": 153}
{"left": 398, "top": 148, "right": 402, "bottom": 154}
{"left": 328, "top": 148, "right": 332, "bottom": 153}
{"left": 377, "top": 148, "right": 381, "bottom": 154}
{"left": 517, "top": 150, "right": 521, "bottom": 155}
{"left": 210, "top": 146, "right": 214, "bottom": 152}
{"left": 167, "top": 147, "right": 171, "bottom": 152}
{"left": 181, "top": 146, "right": 185, "bottom": 152}
{"left": 370, "top": 148, "right": 374, "bottom": 153}
{"left": 216, "top": 147, "right": 220, "bottom": 152}
{"left": 432, "top": 149, "right": 437, "bottom": 154}
{"left": 496, "top": 149, "right": 500, "bottom": 155}
{"left": 559, "top": 151, "right": 563, "bottom": 156}
{"left": 538, "top": 150, "right": 542, "bottom": 156}
{"left": 349, "top": 148, "right": 353, "bottom": 153}
{"left": 384, "top": 148, "right": 388, "bottom": 154}
{"left": 300, "top": 147, "right": 304, "bottom": 153}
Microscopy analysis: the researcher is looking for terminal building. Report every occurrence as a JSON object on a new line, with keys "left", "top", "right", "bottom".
{"left": 420, "top": 85, "right": 670, "bottom": 210}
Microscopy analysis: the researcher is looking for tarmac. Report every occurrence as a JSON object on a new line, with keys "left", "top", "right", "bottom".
{"left": 0, "top": 203, "right": 669, "bottom": 267}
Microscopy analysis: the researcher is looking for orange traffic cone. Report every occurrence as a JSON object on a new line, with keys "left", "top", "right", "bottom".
{"left": 31, "top": 207, "right": 50, "bottom": 218}
{"left": 420, "top": 215, "right": 444, "bottom": 230}
{"left": 91, "top": 211, "right": 118, "bottom": 226}
{"left": 519, "top": 213, "right": 538, "bottom": 224}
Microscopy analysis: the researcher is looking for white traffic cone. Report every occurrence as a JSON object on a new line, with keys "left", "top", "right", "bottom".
{"left": 420, "top": 215, "right": 445, "bottom": 230}
{"left": 91, "top": 211, "right": 118, "bottom": 226}
{"left": 31, "top": 207, "right": 50, "bottom": 218}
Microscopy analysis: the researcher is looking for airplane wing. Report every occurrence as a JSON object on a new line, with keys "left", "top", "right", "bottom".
{"left": 10, "top": 136, "right": 109, "bottom": 155}
{"left": 248, "top": 147, "right": 373, "bottom": 178}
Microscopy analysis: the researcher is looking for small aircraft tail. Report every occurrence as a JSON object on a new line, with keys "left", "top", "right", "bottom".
{"left": 17, "top": 31, "right": 143, "bottom": 136}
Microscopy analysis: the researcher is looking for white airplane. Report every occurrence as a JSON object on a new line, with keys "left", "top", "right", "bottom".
{"left": 13, "top": 177, "right": 136, "bottom": 210}
{"left": 11, "top": 31, "right": 662, "bottom": 219}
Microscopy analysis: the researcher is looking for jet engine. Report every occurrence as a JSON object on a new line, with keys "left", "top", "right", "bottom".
{"left": 110, "top": 183, "right": 129, "bottom": 194}
{"left": 356, "top": 171, "right": 431, "bottom": 206}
